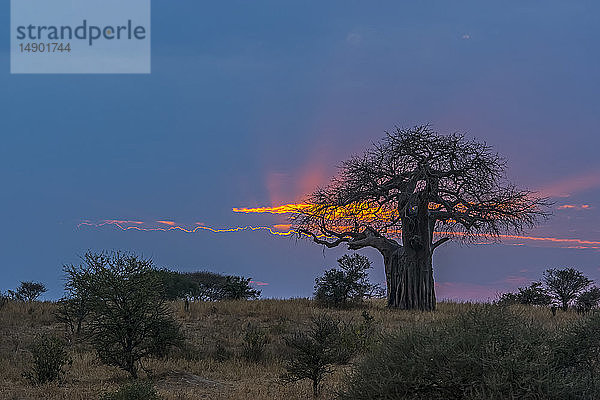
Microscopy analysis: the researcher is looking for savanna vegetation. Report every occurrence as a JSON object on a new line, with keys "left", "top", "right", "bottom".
{"left": 1, "top": 250, "right": 600, "bottom": 400}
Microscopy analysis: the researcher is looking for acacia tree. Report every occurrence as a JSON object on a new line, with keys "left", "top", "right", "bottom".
{"left": 314, "top": 254, "right": 380, "bottom": 307}
{"left": 9, "top": 281, "right": 47, "bottom": 302}
{"left": 68, "top": 251, "right": 184, "bottom": 378}
{"left": 543, "top": 267, "right": 592, "bottom": 311}
{"left": 292, "top": 125, "right": 549, "bottom": 311}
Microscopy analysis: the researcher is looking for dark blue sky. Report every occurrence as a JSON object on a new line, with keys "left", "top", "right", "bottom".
{"left": 2, "top": 1, "right": 600, "bottom": 300}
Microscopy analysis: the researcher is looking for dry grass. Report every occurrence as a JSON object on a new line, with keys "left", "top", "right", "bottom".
{"left": 0, "top": 299, "right": 581, "bottom": 400}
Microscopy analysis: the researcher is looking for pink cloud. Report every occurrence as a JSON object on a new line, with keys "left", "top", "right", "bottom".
{"left": 539, "top": 171, "right": 600, "bottom": 198}
{"left": 435, "top": 282, "right": 499, "bottom": 302}
{"left": 557, "top": 204, "right": 592, "bottom": 210}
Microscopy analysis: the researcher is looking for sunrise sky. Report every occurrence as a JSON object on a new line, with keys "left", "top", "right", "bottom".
{"left": 2, "top": 1, "right": 599, "bottom": 300}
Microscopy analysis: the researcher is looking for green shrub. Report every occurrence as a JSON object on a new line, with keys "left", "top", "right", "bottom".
{"left": 497, "top": 281, "right": 552, "bottom": 306}
{"left": 24, "top": 334, "right": 71, "bottom": 384}
{"left": 576, "top": 286, "right": 600, "bottom": 311}
{"left": 553, "top": 313, "right": 600, "bottom": 396}
{"left": 100, "top": 381, "right": 161, "bottom": 400}
{"left": 0, "top": 292, "right": 8, "bottom": 309}
{"left": 213, "top": 342, "right": 232, "bottom": 362}
{"left": 340, "top": 305, "right": 586, "bottom": 400}
{"left": 242, "top": 323, "right": 268, "bottom": 362}
{"left": 282, "top": 315, "right": 354, "bottom": 398}
{"left": 314, "top": 254, "right": 381, "bottom": 308}
{"left": 65, "top": 251, "right": 184, "bottom": 378}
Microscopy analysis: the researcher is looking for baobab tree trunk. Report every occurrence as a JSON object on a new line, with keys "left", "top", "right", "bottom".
{"left": 384, "top": 245, "right": 435, "bottom": 311}
{"left": 384, "top": 200, "right": 437, "bottom": 311}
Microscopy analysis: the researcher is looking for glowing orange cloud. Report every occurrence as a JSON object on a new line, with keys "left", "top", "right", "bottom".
{"left": 233, "top": 203, "right": 600, "bottom": 250}
{"left": 156, "top": 220, "right": 176, "bottom": 226}
{"left": 233, "top": 204, "right": 311, "bottom": 214}
{"left": 273, "top": 224, "right": 292, "bottom": 231}
{"left": 78, "top": 213, "right": 600, "bottom": 251}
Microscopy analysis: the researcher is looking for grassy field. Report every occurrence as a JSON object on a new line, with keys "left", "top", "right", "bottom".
{"left": 0, "top": 299, "right": 583, "bottom": 400}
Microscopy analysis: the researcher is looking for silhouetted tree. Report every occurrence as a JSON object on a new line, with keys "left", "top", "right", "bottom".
{"left": 314, "top": 254, "right": 380, "bottom": 307}
{"left": 152, "top": 269, "right": 200, "bottom": 300}
{"left": 292, "top": 125, "right": 549, "bottom": 310}
{"left": 543, "top": 268, "right": 592, "bottom": 311}
{"left": 576, "top": 286, "right": 600, "bottom": 312}
{"left": 153, "top": 269, "right": 260, "bottom": 301}
{"left": 67, "top": 251, "right": 183, "bottom": 378}
{"left": 222, "top": 276, "right": 261, "bottom": 300}
{"left": 9, "top": 281, "right": 46, "bottom": 302}
{"left": 498, "top": 281, "right": 551, "bottom": 306}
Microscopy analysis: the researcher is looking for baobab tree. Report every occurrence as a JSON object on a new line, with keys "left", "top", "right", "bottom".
{"left": 292, "top": 125, "right": 549, "bottom": 311}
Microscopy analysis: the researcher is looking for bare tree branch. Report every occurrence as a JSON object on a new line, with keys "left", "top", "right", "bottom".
{"left": 291, "top": 125, "right": 551, "bottom": 252}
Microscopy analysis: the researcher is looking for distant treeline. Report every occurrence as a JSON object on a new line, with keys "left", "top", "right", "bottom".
{"left": 153, "top": 269, "right": 260, "bottom": 301}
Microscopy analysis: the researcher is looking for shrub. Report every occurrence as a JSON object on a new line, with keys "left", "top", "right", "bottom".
{"left": 242, "top": 323, "right": 268, "bottom": 362}
{"left": 314, "top": 254, "right": 380, "bottom": 308}
{"left": 0, "top": 292, "right": 8, "bottom": 309}
{"left": 153, "top": 269, "right": 260, "bottom": 301}
{"left": 24, "top": 334, "right": 71, "bottom": 384}
{"left": 543, "top": 267, "right": 593, "bottom": 311}
{"left": 497, "top": 281, "right": 552, "bottom": 306}
{"left": 222, "top": 276, "right": 261, "bottom": 300}
{"left": 576, "top": 286, "right": 600, "bottom": 312}
{"left": 213, "top": 342, "right": 232, "bottom": 362}
{"left": 9, "top": 281, "right": 46, "bottom": 302}
{"left": 351, "top": 310, "right": 380, "bottom": 353}
{"left": 340, "top": 305, "right": 586, "bottom": 400}
{"left": 554, "top": 313, "right": 600, "bottom": 394}
{"left": 66, "top": 251, "right": 184, "bottom": 378}
{"left": 281, "top": 315, "right": 352, "bottom": 398}
{"left": 100, "top": 381, "right": 161, "bottom": 400}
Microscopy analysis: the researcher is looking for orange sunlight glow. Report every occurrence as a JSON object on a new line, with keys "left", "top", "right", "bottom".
{"left": 78, "top": 200, "right": 600, "bottom": 251}
{"left": 557, "top": 204, "right": 591, "bottom": 210}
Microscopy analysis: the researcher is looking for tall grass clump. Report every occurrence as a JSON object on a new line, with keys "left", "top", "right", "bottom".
{"left": 340, "top": 304, "right": 598, "bottom": 400}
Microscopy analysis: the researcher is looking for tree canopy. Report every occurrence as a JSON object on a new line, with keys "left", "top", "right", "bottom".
{"left": 291, "top": 125, "right": 550, "bottom": 310}
{"left": 292, "top": 125, "right": 549, "bottom": 251}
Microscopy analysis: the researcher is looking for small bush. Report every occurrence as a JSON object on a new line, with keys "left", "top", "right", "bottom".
{"left": 281, "top": 315, "right": 353, "bottom": 398}
{"left": 350, "top": 310, "right": 380, "bottom": 353}
{"left": 100, "top": 381, "right": 161, "bottom": 400}
{"left": 340, "top": 305, "right": 587, "bottom": 400}
{"left": 553, "top": 313, "right": 600, "bottom": 395}
{"left": 213, "top": 342, "right": 232, "bottom": 362}
{"left": 0, "top": 292, "right": 8, "bottom": 309}
{"left": 24, "top": 334, "right": 71, "bottom": 384}
{"left": 242, "top": 323, "right": 268, "bottom": 362}
{"left": 497, "top": 281, "right": 551, "bottom": 306}
{"left": 576, "top": 286, "right": 600, "bottom": 312}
